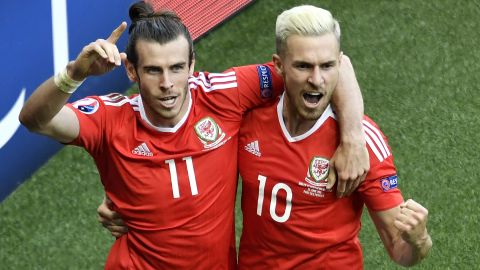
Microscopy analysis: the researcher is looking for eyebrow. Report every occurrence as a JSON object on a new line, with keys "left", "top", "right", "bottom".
{"left": 292, "top": 60, "right": 336, "bottom": 66}
{"left": 292, "top": 60, "right": 313, "bottom": 66}
{"left": 322, "top": 60, "right": 336, "bottom": 66}
{"left": 171, "top": 62, "right": 187, "bottom": 67}
{"left": 143, "top": 61, "right": 187, "bottom": 69}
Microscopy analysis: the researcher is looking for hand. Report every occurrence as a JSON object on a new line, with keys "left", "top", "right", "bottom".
{"left": 394, "top": 199, "right": 430, "bottom": 247}
{"left": 326, "top": 140, "right": 369, "bottom": 197}
{"left": 97, "top": 196, "right": 128, "bottom": 238}
{"left": 68, "top": 22, "right": 127, "bottom": 81}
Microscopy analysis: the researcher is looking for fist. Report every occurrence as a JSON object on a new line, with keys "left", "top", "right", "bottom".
{"left": 393, "top": 199, "right": 429, "bottom": 245}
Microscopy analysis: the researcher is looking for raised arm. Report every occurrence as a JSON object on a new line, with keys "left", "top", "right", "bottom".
{"left": 326, "top": 54, "right": 369, "bottom": 197}
{"left": 368, "top": 199, "right": 432, "bottom": 267}
{"left": 19, "top": 22, "right": 127, "bottom": 143}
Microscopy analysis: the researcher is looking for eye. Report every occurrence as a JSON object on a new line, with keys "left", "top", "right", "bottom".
{"left": 171, "top": 64, "right": 185, "bottom": 72}
{"left": 295, "top": 63, "right": 311, "bottom": 70}
{"left": 146, "top": 67, "right": 161, "bottom": 74}
{"left": 321, "top": 62, "right": 335, "bottom": 70}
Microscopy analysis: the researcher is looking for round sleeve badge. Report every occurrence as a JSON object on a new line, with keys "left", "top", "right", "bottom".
{"left": 72, "top": 97, "right": 100, "bottom": 114}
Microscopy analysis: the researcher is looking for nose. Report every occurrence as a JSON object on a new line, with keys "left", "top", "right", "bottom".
{"left": 308, "top": 66, "right": 324, "bottom": 87}
{"left": 160, "top": 71, "right": 174, "bottom": 90}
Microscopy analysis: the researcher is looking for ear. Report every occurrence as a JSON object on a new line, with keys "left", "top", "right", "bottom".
{"left": 272, "top": 54, "right": 283, "bottom": 76}
{"left": 188, "top": 58, "right": 196, "bottom": 76}
{"left": 124, "top": 59, "right": 138, "bottom": 82}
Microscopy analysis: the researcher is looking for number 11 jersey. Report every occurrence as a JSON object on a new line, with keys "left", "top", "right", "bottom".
{"left": 67, "top": 64, "right": 282, "bottom": 270}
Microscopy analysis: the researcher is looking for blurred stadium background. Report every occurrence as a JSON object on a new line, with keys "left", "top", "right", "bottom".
{"left": 1, "top": 0, "right": 479, "bottom": 268}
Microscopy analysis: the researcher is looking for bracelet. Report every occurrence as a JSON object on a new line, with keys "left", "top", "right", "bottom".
{"left": 53, "top": 68, "right": 85, "bottom": 94}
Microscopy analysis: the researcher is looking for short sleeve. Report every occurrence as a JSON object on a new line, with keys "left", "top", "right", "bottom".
{"left": 358, "top": 159, "right": 404, "bottom": 212}
{"left": 65, "top": 96, "right": 106, "bottom": 155}
{"left": 233, "top": 62, "right": 284, "bottom": 112}
{"left": 188, "top": 63, "right": 284, "bottom": 121}
{"left": 358, "top": 117, "right": 404, "bottom": 211}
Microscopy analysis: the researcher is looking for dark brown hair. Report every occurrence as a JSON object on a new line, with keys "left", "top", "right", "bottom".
{"left": 126, "top": 1, "right": 194, "bottom": 67}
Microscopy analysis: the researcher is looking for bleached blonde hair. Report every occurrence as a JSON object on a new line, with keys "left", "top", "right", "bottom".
{"left": 275, "top": 5, "right": 341, "bottom": 55}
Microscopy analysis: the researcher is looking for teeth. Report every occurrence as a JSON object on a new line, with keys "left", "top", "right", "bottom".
{"left": 303, "top": 92, "right": 323, "bottom": 104}
{"left": 160, "top": 96, "right": 176, "bottom": 105}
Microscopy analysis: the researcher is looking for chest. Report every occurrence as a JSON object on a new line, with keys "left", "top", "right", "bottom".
{"left": 98, "top": 113, "right": 239, "bottom": 206}
{"left": 239, "top": 117, "right": 341, "bottom": 208}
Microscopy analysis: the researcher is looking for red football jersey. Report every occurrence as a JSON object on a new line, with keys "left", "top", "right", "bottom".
{"left": 67, "top": 63, "right": 282, "bottom": 269}
{"left": 238, "top": 94, "right": 404, "bottom": 270}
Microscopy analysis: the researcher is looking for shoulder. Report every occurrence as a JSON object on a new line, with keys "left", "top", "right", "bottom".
{"left": 99, "top": 93, "right": 139, "bottom": 108}
{"left": 188, "top": 63, "right": 278, "bottom": 95}
{"left": 70, "top": 93, "right": 139, "bottom": 116}
{"left": 233, "top": 63, "right": 279, "bottom": 98}
{"left": 188, "top": 70, "right": 238, "bottom": 93}
{"left": 362, "top": 116, "right": 392, "bottom": 164}
{"left": 242, "top": 99, "right": 278, "bottom": 124}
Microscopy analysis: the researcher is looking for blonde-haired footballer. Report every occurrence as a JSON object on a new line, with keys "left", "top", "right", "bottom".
{"left": 238, "top": 5, "right": 432, "bottom": 269}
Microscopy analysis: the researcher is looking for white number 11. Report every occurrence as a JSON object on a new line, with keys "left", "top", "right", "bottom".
{"left": 165, "top": 157, "right": 198, "bottom": 199}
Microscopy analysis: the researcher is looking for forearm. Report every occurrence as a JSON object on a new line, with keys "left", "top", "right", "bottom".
{"left": 331, "top": 83, "right": 364, "bottom": 143}
{"left": 331, "top": 55, "right": 364, "bottom": 144}
{"left": 371, "top": 201, "right": 432, "bottom": 267}
{"left": 19, "top": 77, "right": 70, "bottom": 131}
{"left": 19, "top": 62, "right": 80, "bottom": 132}
{"left": 391, "top": 232, "right": 432, "bottom": 267}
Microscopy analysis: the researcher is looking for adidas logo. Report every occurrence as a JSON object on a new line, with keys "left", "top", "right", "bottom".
{"left": 132, "top": 142, "right": 153, "bottom": 157}
{"left": 244, "top": 140, "right": 261, "bottom": 157}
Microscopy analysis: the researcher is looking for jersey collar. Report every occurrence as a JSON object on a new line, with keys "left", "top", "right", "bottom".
{"left": 137, "top": 90, "right": 193, "bottom": 133}
{"left": 276, "top": 92, "right": 336, "bottom": 142}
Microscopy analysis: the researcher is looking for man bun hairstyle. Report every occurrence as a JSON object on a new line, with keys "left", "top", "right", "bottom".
{"left": 126, "top": 1, "right": 194, "bottom": 67}
{"left": 275, "top": 5, "right": 341, "bottom": 55}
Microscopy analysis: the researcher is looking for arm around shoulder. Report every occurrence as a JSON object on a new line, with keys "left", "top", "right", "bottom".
{"left": 331, "top": 54, "right": 364, "bottom": 143}
{"left": 328, "top": 55, "right": 369, "bottom": 197}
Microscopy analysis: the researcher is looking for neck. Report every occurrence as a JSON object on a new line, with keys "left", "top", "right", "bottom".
{"left": 149, "top": 114, "right": 180, "bottom": 128}
{"left": 141, "top": 91, "right": 190, "bottom": 128}
{"left": 282, "top": 97, "right": 318, "bottom": 137}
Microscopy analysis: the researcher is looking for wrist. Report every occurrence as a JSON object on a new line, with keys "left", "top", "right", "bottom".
{"left": 413, "top": 231, "right": 432, "bottom": 250}
{"left": 54, "top": 63, "right": 86, "bottom": 94}
{"left": 340, "top": 124, "right": 365, "bottom": 146}
{"left": 66, "top": 61, "right": 87, "bottom": 81}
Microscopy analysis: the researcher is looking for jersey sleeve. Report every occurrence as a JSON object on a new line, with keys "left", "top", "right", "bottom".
{"left": 65, "top": 95, "right": 106, "bottom": 155}
{"left": 232, "top": 62, "right": 284, "bottom": 111}
{"left": 357, "top": 116, "right": 404, "bottom": 212}
{"left": 189, "top": 62, "right": 284, "bottom": 121}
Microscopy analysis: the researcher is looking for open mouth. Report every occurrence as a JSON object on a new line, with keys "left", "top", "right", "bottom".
{"left": 302, "top": 92, "right": 323, "bottom": 105}
{"left": 158, "top": 96, "right": 178, "bottom": 107}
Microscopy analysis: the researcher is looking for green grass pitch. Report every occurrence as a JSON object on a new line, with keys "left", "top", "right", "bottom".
{"left": 1, "top": 0, "right": 479, "bottom": 268}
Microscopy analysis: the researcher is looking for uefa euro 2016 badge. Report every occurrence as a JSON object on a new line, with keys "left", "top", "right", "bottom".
{"left": 194, "top": 117, "right": 227, "bottom": 149}
{"left": 72, "top": 97, "right": 100, "bottom": 114}
{"left": 298, "top": 156, "right": 331, "bottom": 198}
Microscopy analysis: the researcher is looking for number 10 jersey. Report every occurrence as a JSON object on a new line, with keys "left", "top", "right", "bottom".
{"left": 238, "top": 94, "right": 403, "bottom": 270}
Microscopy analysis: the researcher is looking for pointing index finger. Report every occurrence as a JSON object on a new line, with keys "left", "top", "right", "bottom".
{"left": 107, "top": 22, "right": 127, "bottom": 44}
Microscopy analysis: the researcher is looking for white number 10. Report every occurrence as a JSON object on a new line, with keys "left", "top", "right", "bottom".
{"left": 165, "top": 157, "right": 198, "bottom": 199}
{"left": 257, "top": 175, "right": 292, "bottom": 223}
